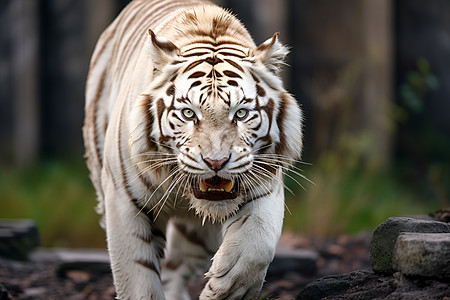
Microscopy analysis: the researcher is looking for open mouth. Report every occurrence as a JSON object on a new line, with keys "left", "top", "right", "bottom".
{"left": 192, "top": 176, "right": 238, "bottom": 201}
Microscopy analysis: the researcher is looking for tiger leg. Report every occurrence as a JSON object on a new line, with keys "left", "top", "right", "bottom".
{"left": 103, "top": 178, "right": 167, "bottom": 300}
{"left": 162, "top": 218, "right": 221, "bottom": 300}
{"left": 200, "top": 177, "right": 285, "bottom": 300}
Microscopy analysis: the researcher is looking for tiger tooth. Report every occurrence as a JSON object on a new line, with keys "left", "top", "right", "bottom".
{"left": 200, "top": 181, "right": 207, "bottom": 192}
{"left": 224, "top": 181, "right": 233, "bottom": 193}
{"left": 202, "top": 216, "right": 207, "bottom": 226}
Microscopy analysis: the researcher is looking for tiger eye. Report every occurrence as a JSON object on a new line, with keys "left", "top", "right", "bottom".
{"left": 235, "top": 108, "right": 248, "bottom": 120}
{"left": 182, "top": 108, "right": 196, "bottom": 120}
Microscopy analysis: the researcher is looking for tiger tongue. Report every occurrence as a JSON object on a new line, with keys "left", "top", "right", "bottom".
{"left": 199, "top": 177, "right": 234, "bottom": 193}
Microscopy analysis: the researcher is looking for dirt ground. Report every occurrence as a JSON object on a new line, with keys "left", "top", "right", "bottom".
{"left": 0, "top": 233, "right": 372, "bottom": 300}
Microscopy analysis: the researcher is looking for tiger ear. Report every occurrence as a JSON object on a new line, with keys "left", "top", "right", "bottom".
{"left": 146, "top": 29, "right": 180, "bottom": 70}
{"left": 253, "top": 33, "right": 289, "bottom": 74}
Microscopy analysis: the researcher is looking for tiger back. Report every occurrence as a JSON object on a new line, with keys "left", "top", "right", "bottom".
{"left": 83, "top": 0, "right": 303, "bottom": 299}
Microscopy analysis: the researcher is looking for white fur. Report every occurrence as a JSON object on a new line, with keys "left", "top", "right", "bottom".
{"left": 83, "top": 2, "right": 303, "bottom": 299}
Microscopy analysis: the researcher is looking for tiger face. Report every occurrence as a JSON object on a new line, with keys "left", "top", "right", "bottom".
{"left": 130, "top": 30, "right": 302, "bottom": 222}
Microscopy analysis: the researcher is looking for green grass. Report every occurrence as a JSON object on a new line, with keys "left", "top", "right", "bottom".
{"left": 0, "top": 159, "right": 105, "bottom": 248}
{"left": 283, "top": 156, "right": 443, "bottom": 236}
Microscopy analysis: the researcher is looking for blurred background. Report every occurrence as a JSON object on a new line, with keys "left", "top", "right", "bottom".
{"left": 1, "top": 0, "right": 449, "bottom": 248}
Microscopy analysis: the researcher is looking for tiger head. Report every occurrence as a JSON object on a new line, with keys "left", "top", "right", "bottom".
{"left": 130, "top": 15, "right": 302, "bottom": 222}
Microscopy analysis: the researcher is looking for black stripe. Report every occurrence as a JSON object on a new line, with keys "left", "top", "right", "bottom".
{"left": 227, "top": 80, "right": 238, "bottom": 86}
{"left": 172, "top": 111, "right": 184, "bottom": 122}
{"left": 229, "top": 160, "right": 252, "bottom": 171}
{"left": 117, "top": 108, "right": 137, "bottom": 200}
{"left": 115, "top": 0, "right": 159, "bottom": 74}
{"left": 173, "top": 222, "right": 215, "bottom": 256}
{"left": 143, "top": 95, "right": 157, "bottom": 151}
{"left": 117, "top": 0, "right": 194, "bottom": 77}
{"left": 232, "top": 154, "right": 247, "bottom": 163}
{"left": 91, "top": 69, "right": 107, "bottom": 166}
{"left": 248, "top": 190, "right": 272, "bottom": 202}
{"left": 250, "top": 71, "right": 260, "bottom": 83}
{"left": 152, "top": 227, "right": 166, "bottom": 240}
{"left": 183, "top": 60, "right": 204, "bottom": 73}
{"left": 251, "top": 119, "right": 262, "bottom": 131}
{"left": 135, "top": 259, "right": 160, "bottom": 276}
{"left": 223, "top": 70, "right": 242, "bottom": 78}
{"left": 89, "top": 29, "right": 114, "bottom": 70}
{"left": 189, "top": 80, "right": 202, "bottom": 89}
{"left": 224, "top": 216, "right": 243, "bottom": 237}
{"left": 217, "top": 51, "right": 246, "bottom": 58}
{"left": 275, "top": 93, "right": 288, "bottom": 154}
{"left": 205, "top": 56, "right": 223, "bottom": 65}
{"left": 240, "top": 213, "right": 251, "bottom": 226}
{"left": 185, "top": 152, "right": 198, "bottom": 163}
{"left": 156, "top": 98, "right": 165, "bottom": 137}
{"left": 183, "top": 51, "right": 210, "bottom": 57}
{"left": 217, "top": 46, "right": 247, "bottom": 55}
{"left": 182, "top": 162, "right": 203, "bottom": 171}
{"left": 188, "top": 71, "right": 206, "bottom": 79}
{"left": 135, "top": 232, "right": 152, "bottom": 244}
{"left": 183, "top": 39, "right": 249, "bottom": 49}
{"left": 166, "top": 85, "right": 175, "bottom": 96}
{"left": 176, "top": 97, "right": 190, "bottom": 104}
{"left": 223, "top": 58, "right": 244, "bottom": 72}
{"left": 256, "top": 84, "right": 266, "bottom": 97}
{"left": 247, "top": 114, "right": 259, "bottom": 122}
{"left": 131, "top": 199, "right": 166, "bottom": 242}
{"left": 183, "top": 45, "right": 216, "bottom": 52}
{"left": 171, "top": 59, "right": 187, "bottom": 65}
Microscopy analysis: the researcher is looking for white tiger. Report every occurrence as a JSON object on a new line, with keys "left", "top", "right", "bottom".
{"left": 83, "top": 0, "right": 303, "bottom": 299}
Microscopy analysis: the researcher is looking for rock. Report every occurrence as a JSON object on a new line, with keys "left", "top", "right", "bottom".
{"left": 393, "top": 232, "right": 450, "bottom": 278}
{"left": 0, "top": 219, "right": 40, "bottom": 260}
{"left": 296, "top": 270, "right": 391, "bottom": 300}
{"left": 296, "top": 270, "right": 450, "bottom": 300}
{"left": 267, "top": 247, "right": 318, "bottom": 278}
{"left": 30, "top": 248, "right": 111, "bottom": 278}
{"left": 370, "top": 217, "right": 450, "bottom": 274}
{"left": 0, "top": 284, "right": 12, "bottom": 300}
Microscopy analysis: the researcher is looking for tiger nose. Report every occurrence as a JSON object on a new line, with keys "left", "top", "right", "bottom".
{"left": 202, "top": 156, "right": 230, "bottom": 171}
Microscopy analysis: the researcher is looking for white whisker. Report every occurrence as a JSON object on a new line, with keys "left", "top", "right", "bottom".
{"left": 248, "top": 170, "right": 274, "bottom": 196}
{"left": 150, "top": 139, "right": 180, "bottom": 153}
{"left": 134, "top": 167, "right": 179, "bottom": 218}
{"left": 252, "top": 164, "right": 294, "bottom": 195}
{"left": 254, "top": 160, "right": 315, "bottom": 186}
{"left": 154, "top": 171, "right": 185, "bottom": 220}
{"left": 127, "top": 159, "right": 178, "bottom": 185}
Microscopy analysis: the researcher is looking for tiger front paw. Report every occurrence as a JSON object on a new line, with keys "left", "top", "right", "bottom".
{"left": 199, "top": 243, "right": 273, "bottom": 300}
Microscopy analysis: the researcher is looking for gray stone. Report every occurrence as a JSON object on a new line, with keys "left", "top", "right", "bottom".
{"left": 296, "top": 271, "right": 450, "bottom": 300}
{"left": 369, "top": 217, "right": 450, "bottom": 274}
{"left": 0, "top": 219, "right": 40, "bottom": 260}
{"left": 268, "top": 247, "right": 318, "bottom": 278}
{"left": 29, "top": 248, "right": 111, "bottom": 278}
{"left": 30, "top": 248, "right": 110, "bottom": 264}
{"left": 296, "top": 270, "right": 392, "bottom": 300}
{"left": 393, "top": 232, "right": 450, "bottom": 278}
{"left": 0, "top": 284, "right": 12, "bottom": 300}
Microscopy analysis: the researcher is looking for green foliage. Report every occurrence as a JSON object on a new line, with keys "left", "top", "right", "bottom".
{"left": 0, "top": 159, "right": 105, "bottom": 248}
{"left": 283, "top": 127, "right": 444, "bottom": 236}
{"left": 284, "top": 160, "right": 439, "bottom": 236}
{"left": 282, "top": 56, "right": 446, "bottom": 237}
{"left": 256, "top": 294, "right": 277, "bottom": 300}
{"left": 395, "top": 57, "right": 449, "bottom": 208}
{"left": 398, "top": 57, "right": 439, "bottom": 116}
